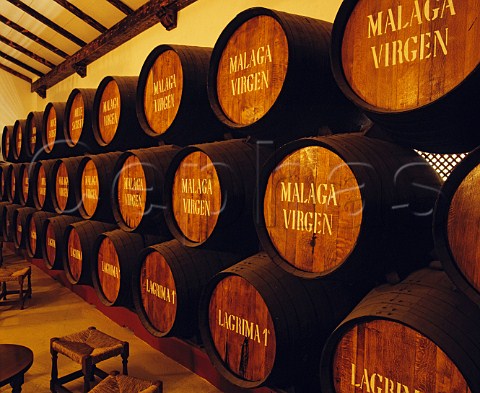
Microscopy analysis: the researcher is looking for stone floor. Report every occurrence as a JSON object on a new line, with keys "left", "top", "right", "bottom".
{"left": 0, "top": 249, "right": 223, "bottom": 393}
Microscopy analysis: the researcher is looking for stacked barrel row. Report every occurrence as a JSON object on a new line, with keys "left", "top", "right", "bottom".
{"left": 3, "top": 3, "right": 480, "bottom": 393}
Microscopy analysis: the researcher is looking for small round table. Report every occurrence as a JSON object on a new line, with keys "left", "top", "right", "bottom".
{"left": 0, "top": 344, "right": 33, "bottom": 392}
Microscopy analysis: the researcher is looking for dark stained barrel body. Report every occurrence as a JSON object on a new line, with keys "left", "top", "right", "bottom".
{"left": 31, "top": 159, "right": 56, "bottom": 211}
{"left": 12, "top": 119, "right": 27, "bottom": 162}
{"left": 92, "top": 76, "right": 156, "bottom": 151}
{"left": 434, "top": 146, "right": 480, "bottom": 306}
{"left": 132, "top": 239, "right": 242, "bottom": 338}
{"left": 112, "top": 145, "right": 180, "bottom": 234}
{"left": 51, "top": 156, "right": 84, "bottom": 214}
{"left": 165, "top": 139, "right": 273, "bottom": 253}
{"left": 0, "top": 201, "right": 10, "bottom": 236}
{"left": 320, "top": 268, "right": 480, "bottom": 393}
{"left": 13, "top": 206, "right": 36, "bottom": 250}
{"left": 25, "top": 210, "right": 55, "bottom": 258}
{"left": 137, "top": 44, "right": 228, "bottom": 145}
{"left": 2, "top": 125, "right": 14, "bottom": 162}
{"left": 2, "top": 203, "right": 21, "bottom": 241}
{"left": 4, "top": 163, "right": 21, "bottom": 203}
{"left": 74, "top": 151, "right": 122, "bottom": 222}
{"left": 331, "top": 0, "right": 480, "bottom": 153}
{"left": 25, "top": 111, "right": 44, "bottom": 159}
{"left": 208, "top": 7, "right": 368, "bottom": 142}
{"left": 41, "top": 102, "right": 68, "bottom": 158}
{"left": 199, "top": 253, "right": 366, "bottom": 389}
{"left": 0, "top": 163, "right": 8, "bottom": 200}
{"left": 256, "top": 133, "right": 443, "bottom": 282}
{"left": 42, "top": 214, "right": 82, "bottom": 270}
{"left": 18, "top": 162, "right": 34, "bottom": 206}
{"left": 63, "top": 220, "right": 117, "bottom": 285}
{"left": 64, "top": 88, "right": 98, "bottom": 155}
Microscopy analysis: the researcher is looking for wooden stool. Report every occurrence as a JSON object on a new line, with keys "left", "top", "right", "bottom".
{"left": 0, "top": 265, "right": 32, "bottom": 309}
{"left": 50, "top": 326, "right": 129, "bottom": 393}
{"left": 89, "top": 371, "right": 162, "bottom": 393}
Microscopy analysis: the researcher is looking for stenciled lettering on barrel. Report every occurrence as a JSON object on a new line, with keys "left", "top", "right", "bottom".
{"left": 263, "top": 146, "right": 363, "bottom": 274}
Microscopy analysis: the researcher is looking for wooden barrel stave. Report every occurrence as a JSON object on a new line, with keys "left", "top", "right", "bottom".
{"left": 25, "top": 210, "right": 55, "bottom": 258}
{"left": 51, "top": 156, "right": 84, "bottom": 214}
{"left": 2, "top": 203, "right": 22, "bottom": 241}
{"left": 2, "top": 125, "right": 14, "bottom": 162}
{"left": 12, "top": 119, "right": 27, "bottom": 162}
{"left": 25, "top": 111, "right": 44, "bottom": 159}
{"left": 13, "top": 206, "right": 36, "bottom": 250}
{"left": 31, "top": 159, "right": 57, "bottom": 211}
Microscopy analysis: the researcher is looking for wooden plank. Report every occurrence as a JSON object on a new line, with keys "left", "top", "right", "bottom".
{"left": 0, "top": 35, "right": 56, "bottom": 69}
{"left": 5, "top": 0, "right": 86, "bottom": 47}
{"left": 31, "top": 0, "right": 198, "bottom": 95}
{"left": 52, "top": 0, "right": 107, "bottom": 33}
{"left": 105, "top": 0, "right": 134, "bottom": 15}
{"left": 0, "top": 50, "right": 43, "bottom": 77}
{"left": 0, "top": 14, "right": 69, "bottom": 59}
{"left": 0, "top": 62, "right": 31, "bottom": 83}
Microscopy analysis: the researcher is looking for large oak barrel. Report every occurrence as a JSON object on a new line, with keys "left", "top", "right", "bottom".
{"left": 199, "top": 252, "right": 366, "bottom": 389}
{"left": 74, "top": 151, "right": 122, "bottom": 222}
{"left": 132, "top": 239, "right": 242, "bottom": 338}
{"left": 18, "top": 162, "right": 33, "bottom": 206}
{"left": 25, "top": 111, "right": 44, "bottom": 159}
{"left": 92, "top": 229, "right": 156, "bottom": 307}
{"left": 51, "top": 156, "right": 84, "bottom": 214}
{"left": 112, "top": 145, "right": 179, "bottom": 234}
{"left": 320, "top": 267, "right": 480, "bottom": 393}
{"left": 331, "top": 0, "right": 480, "bottom": 153}
{"left": 137, "top": 44, "right": 228, "bottom": 145}
{"left": 12, "top": 119, "right": 27, "bottom": 162}
{"left": 92, "top": 76, "right": 155, "bottom": 151}
{"left": 25, "top": 210, "right": 55, "bottom": 258}
{"left": 0, "top": 201, "right": 10, "bottom": 236}
{"left": 2, "top": 203, "right": 21, "bottom": 241}
{"left": 434, "top": 146, "right": 480, "bottom": 306}
{"left": 42, "top": 214, "right": 82, "bottom": 270}
{"left": 41, "top": 102, "right": 68, "bottom": 158}
{"left": 63, "top": 220, "right": 117, "bottom": 285}
{"left": 13, "top": 206, "right": 36, "bottom": 250}
{"left": 31, "top": 159, "right": 56, "bottom": 211}
{"left": 164, "top": 139, "right": 273, "bottom": 253}
{"left": 2, "top": 125, "right": 14, "bottom": 162}
{"left": 4, "top": 163, "right": 21, "bottom": 203}
{"left": 64, "top": 88, "right": 98, "bottom": 155}
{"left": 207, "top": 7, "right": 368, "bottom": 142}
{"left": 256, "top": 133, "right": 443, "bottom": 282}
{"left": 0, "top": 162, "right": 8, "bottom": 200}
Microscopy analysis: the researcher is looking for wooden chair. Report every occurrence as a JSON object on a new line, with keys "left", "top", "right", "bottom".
{"left": 0, "top": 265, "right": 32, "bottom": 309}
{"left": 89, "top": 371, "right": 162, "bottom": 392}
{"left": 50, "top": 326, "right": 129, "bottom": 393}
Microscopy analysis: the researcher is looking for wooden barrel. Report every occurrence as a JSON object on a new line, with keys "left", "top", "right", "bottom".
{"left": 18, "top": 162, "right": 33, "bottom": 206}
{"left": 51, "top": 156, "right": 84, "bottom": 214}
{"left": 256, "top": 133, "right": 443, "bottom": 282}
{"left": 25, "top": 111, "right": 44, "bottom": 159}
{"left": 199, "top": 252, "right": 366, "bottom": 389}
{"left": 136, "top": 44, "right": 228, "bottom": 145}
{"left": 2, "top": 203, "right": 21, "bottom": 241}
{"left": 434, "top": 146, "right": 480, "bottom": 306}
{"left": 92, "top": 229, "right": 149, "bottom": 307}
{"left": 41, "top": 102, "right": 68, "bottom": 158}
{"left": 63, "top": 220, "right": 117, "bottom": 285}
{"left": 320, "top": 268, "right": 480, "bottom": 393}
{"left": 92, "top": 76, "right": 155, "bottom": 151}
{"left": 42, "top": 214, "right": 82, "bottom": 270}
{"left": 0, "top": 201, "right": 11, "bottom": 236}
{"left": 164, "top": 139, "right": 273, "bottom": 253}
{"left": 112, "top": 145, "right": 179, "bottom": 234}
{"left": 74, "top": 151, "right": 122, "bottom": 222}
{"left": 207, "top": 7, "right": 368, "bottom": 141}
{"left": 13, "top": 206, "right": 36, "bottom": 250}
{"left": 331, "top": 0, "right": 480, "bottom": 153}
{"left": 5, "top": 163, "right": 21, "bottom": 203}
{"left": 64, "top": 88, "right": 98, "bottom": 155}
{"left": 25, "top": 210, "right": 55, "bottom": 258}
{"left": 132, "top": 239, "right": 242, "bottom": 338}
{"left": 31, "top": 159, "right": 56, "bottom": 211}
{"left": 12, "top": 119, "right": 27, "bottom": 162}
{"left": 0, "top": 162, "right": 8, "bottom": 200}
{"left": 2, "top": 125, "right": 14, "bottom": 162}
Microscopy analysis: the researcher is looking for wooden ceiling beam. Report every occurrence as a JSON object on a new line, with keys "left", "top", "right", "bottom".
{"left": 6, "top": 0, "right": 86, "bottom": 47}
{"left": 0, "top": 14, "right": 69, "bottom": 59}
{"left": 0, "top": 62, "right": 31, "bottom": 83}
{"left": 52, "top": 0, "right": 107, "bottom": 33}
{"left": 0, "top": 50, "right": 44, "bottom": 77}
{"left": 105, "top": 0, "right": 134, "bottom": 15}
{"left": 0, "top": 35, "right": 56, "bottom": 69}
{"left": 31, "top": 0, "right": 198, "bottom": 96}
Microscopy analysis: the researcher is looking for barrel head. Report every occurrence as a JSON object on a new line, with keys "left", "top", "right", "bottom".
{"left": 55, "top": 162, "right": 69, "bottom": 212}
{"left": 68, "top": 90, "right": 85, "bottom": 146}
{"left": 81, "top": 158, "right": 100, "bottom": 218}
{"left": 97, "top": 236, "right": 121, "bottom": 304}
{"left": 98, "top": 79, "right": 121, "bottom": 145}
{"left": 45, "top": 105, "right": 57, "bottom": 153}
{"left": 67, "top": 228, "right": 83, "bottom": 283}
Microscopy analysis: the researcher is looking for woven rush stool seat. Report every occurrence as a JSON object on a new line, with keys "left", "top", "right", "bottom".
{"left": 89, "top": 371, "right": 162, "bottom": 393}
{"left": 50, "top": 326, "right": 129, "bottom": 393}
{"left": 0, "top": 265, "right": 32, "bottom": 309}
